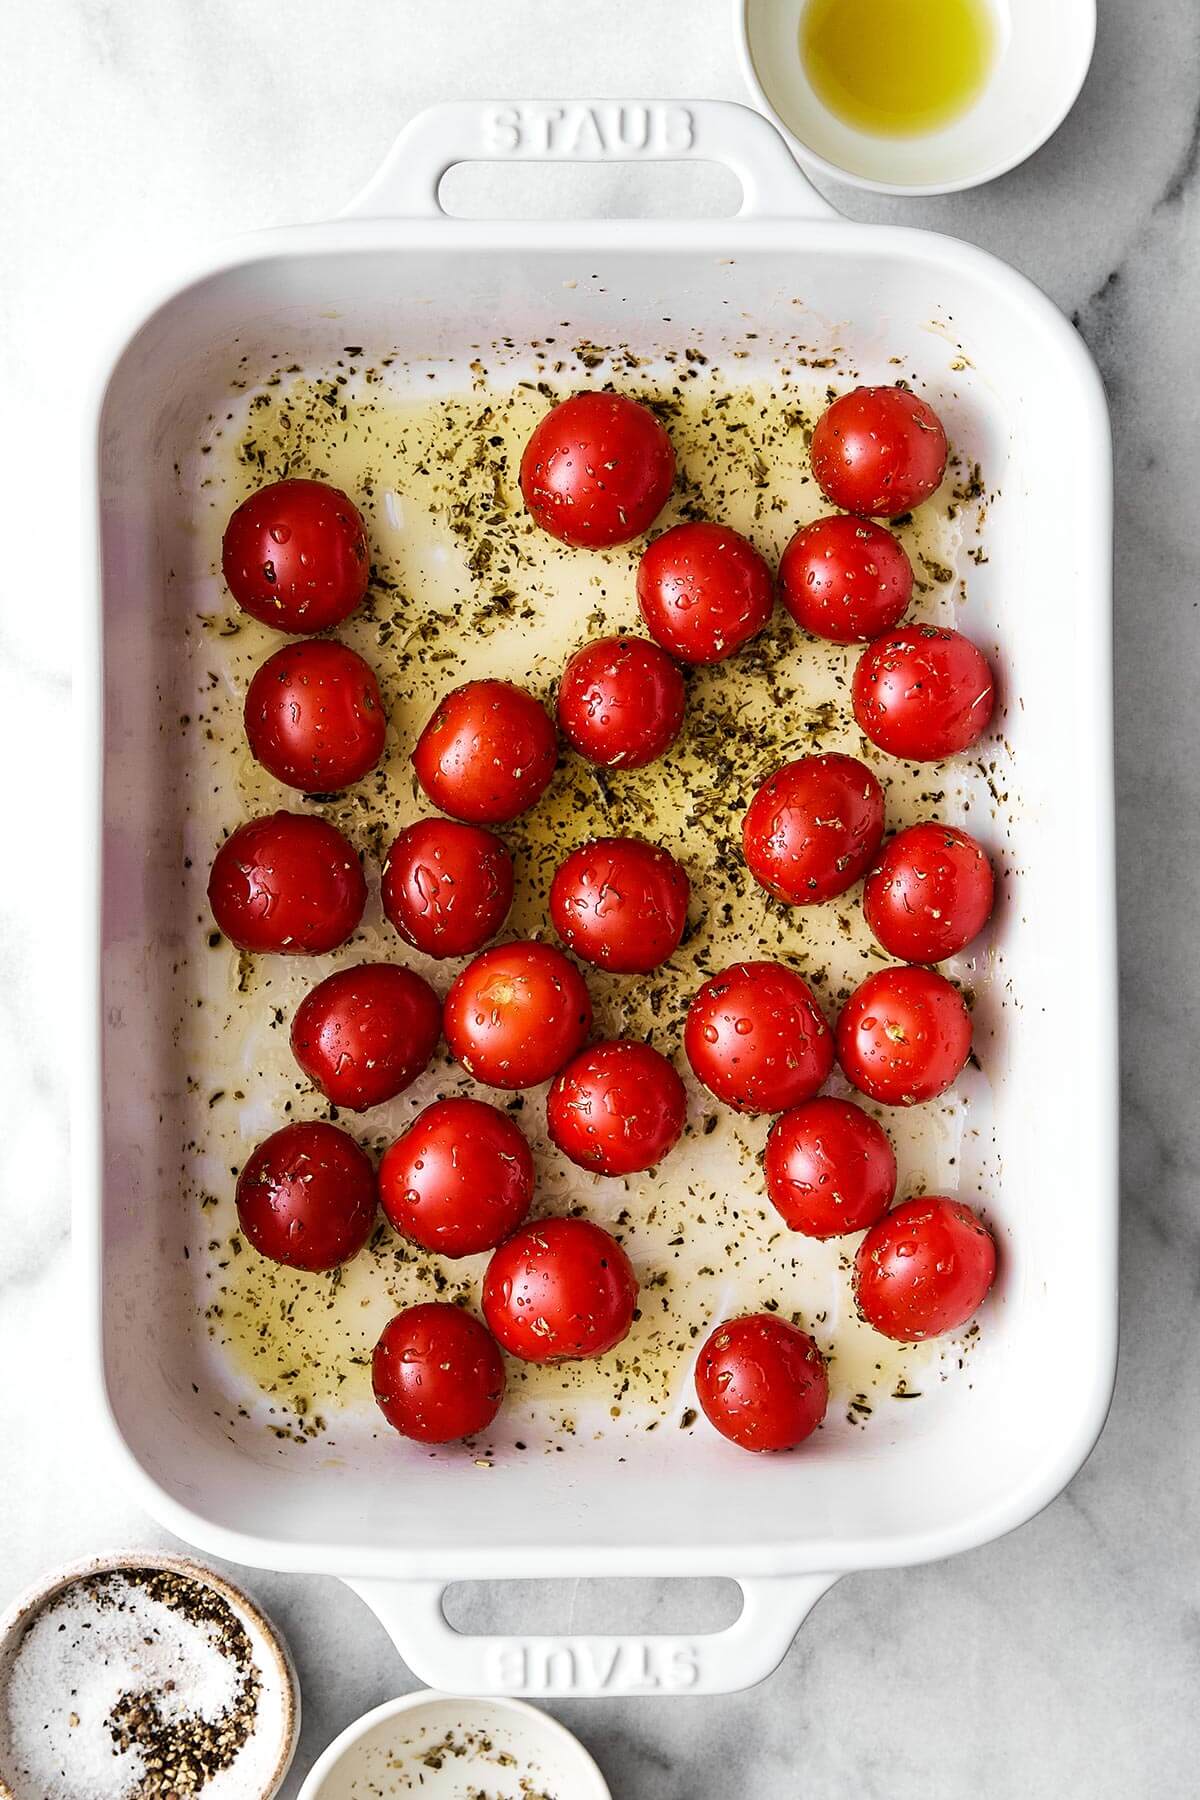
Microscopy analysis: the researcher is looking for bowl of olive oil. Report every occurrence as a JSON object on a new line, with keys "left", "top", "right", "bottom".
{"left": 738, "top": 0, "right": 1095, "bottom": 194}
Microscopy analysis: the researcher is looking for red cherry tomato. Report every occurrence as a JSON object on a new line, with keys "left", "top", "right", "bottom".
{"left": 810, "top": 388, "right": 948, "bottom": 518}
{"left": 764, "top": 1097, "right": 896, "bottom": 1239}
{"left": 837, "top": 966, "right": 971, "bottom": 1106}
{"left": 694, "top": 1314, "right": 828, "bottom": 1452}
{"left": 779, "top": 514, "right": 913, "bottom": 643}
{"left": 482, "top": 1217, "right": 638, "bottom": 1362}
{"left": 243, "top": 640, "right": 386, "bottom": 794}
{"left": 742, "top": 753, "right": 885, "bottom": 906}
{"left": 290, "top": 963, "right": 441, "bottom": 1112}
{"left": 372, "top": 1304, "right": 505, "bottom": 1442}
{"left": 235, "top": 1121, "right": 376, "bottom": 1272}
{"left": 549, "top": 837, "right": 689, "bottom": 975}
{"left": 379, "top": 1097, "right": 534, "bottom": 1258}
{"left": 207, "top": 812, "right": 366, "bottom": 954}
{"left": 557, "top": 635, "right": 686, "bottom": 770}
{"left": 637, "top": 522, "right": 774, "bottom": 664}
{"left": 412, "top": 679, "right": 557, "bottom": 825}
{"left": 855, "top": 1196, "right": 997, "bottom": 1341}
{"left": 381, "top": 818, "right": 514, "bottom": 960}
{"left": 222, "top": 478, "right": 370, "bottom": 633}
{"left": 444, "top": 941, "right": 592, "bottom": 1089}
{"left": 547, "top": 1041, "right": 687, "bottom": 1176}
{"left": 685, "top": 961, "right": 834, "bottom": 1116}
{"left": 853, "top": 626, "right": 995, "bottom": 761}
{"left": 519, "top": 392, "right": 675, "bottom": 548}
{"left": 864, "top": 823, "right": 995, "bottom": 963}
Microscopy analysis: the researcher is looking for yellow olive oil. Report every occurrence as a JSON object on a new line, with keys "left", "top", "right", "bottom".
{"left": 801, "top": 0, "right": 997, "bottom": 139}
{"left": 188, "top": 358, "right": 982, "bottom": 1450}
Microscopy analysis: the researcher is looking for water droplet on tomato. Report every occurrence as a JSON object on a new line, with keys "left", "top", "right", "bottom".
{"left": 414, "top": 864, "right": 441, "bottom": 910}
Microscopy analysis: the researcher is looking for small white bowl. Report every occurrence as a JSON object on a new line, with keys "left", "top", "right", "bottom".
{"left": 298, "top": 1692, "right": 610, "bottom": 1800}
{"left": 0, "top": 1553, "right": 300, "bottom": 1800}
{"left": 737, "top": 0, "right": 1096, "bottom": 195}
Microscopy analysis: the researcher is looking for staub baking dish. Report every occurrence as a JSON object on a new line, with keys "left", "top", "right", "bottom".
{"left": 82, "top": 100, "right": 1116, "bottom": 1696}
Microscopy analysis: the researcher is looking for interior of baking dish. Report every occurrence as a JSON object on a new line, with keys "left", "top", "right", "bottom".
{"left": 92, "top": 227, "right": 1115, "bottom": 1576}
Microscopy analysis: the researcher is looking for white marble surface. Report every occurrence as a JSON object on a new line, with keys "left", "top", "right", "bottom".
{"left": 2, "top": 1, "right": 1199, "bottom": 1794}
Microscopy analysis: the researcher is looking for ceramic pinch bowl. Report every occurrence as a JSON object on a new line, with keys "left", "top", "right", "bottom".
{"left": 0, "top": 1552, "right": 300, "bottom": 1800}
{"left": 297, "top": 1692, "right": 611, "bottom": 1800}
{"left": 738, "top": 0, "right": 1097, "bottom": 195}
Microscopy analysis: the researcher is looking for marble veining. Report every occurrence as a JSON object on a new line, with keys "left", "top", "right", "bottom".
{"left": 2, "top": 1, "right": 1199, "bottom": 1795}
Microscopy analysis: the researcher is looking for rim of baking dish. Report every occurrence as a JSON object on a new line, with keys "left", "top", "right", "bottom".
{"left": 77, "top": 212, "right": 1117, "bottom": 1583}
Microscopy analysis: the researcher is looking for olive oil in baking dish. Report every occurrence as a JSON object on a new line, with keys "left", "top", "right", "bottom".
{"left": 180, "top": 348, "right": 999, "bottom": 1453}
{"left": 801, "top": 0, "right": 997, "bottom": 139}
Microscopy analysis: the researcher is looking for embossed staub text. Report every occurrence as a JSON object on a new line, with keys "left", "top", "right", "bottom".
{"left": 487, "top": 1636, "right": 702, "bottom": 1693}
{"left": 482, "top": 104, "right": 696, "bottom": 157}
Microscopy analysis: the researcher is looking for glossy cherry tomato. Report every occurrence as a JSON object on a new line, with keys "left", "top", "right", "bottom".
{"left": 810, "top": 388, "right": 948, "bottom": 518}
{"left": 864, "top": 822, "right": 995, "bottom": 963}
{"left": 235, "top": 1121, "right": 376, "bottom": 1272}
{"left": 244, "top": 640, "right": 386, "bottom": 794}
{"left": 519, "top": 391, "right": 675, "bottom": 548}
{"left": 685, "top": 962, "right": 834, "bottom": 1115}
{"left": 222, "top": 478, "right": 370, "bottom": 633}
{"left": 837, "top": 966, "right": 971, "bottom": 1106}
{"left": 853, "top": 626, "right": 995, "bottom": 761}
{"left": 779, "top": 514, "right": 913, "bottom": 643}
{"left": 412, "top": 679, "right": 557, "bottom": 825}
{"left": 290, "top": 963, "right": 441, "bottom": 1112}
{"left": 482, "top": 1217, "right": 638, "bottom": 1362}
{"left": 372, "top": 1303, "right": 505, "bottom": 1442}
{"left": 557, "top": 635, "right": 687, "bottom": 770}
{"left": 549, "top": 837, "right": 689, "bottom": 974}
{"left": 379, "top": 1097, "right": 534, "bottom": 1258}
{"left": 764, "top": 1096, "right": 896, "bottom": 1239}
{"left": 547, "top": 1041, "right": 687, "bottom": 1177}
{"left": 444, "top": 941, "right": 592, "bottom": 1089}
{"left": 694, "top": 1314, "right": 828, "bottom": 1453}
{"left": 637, "top": 522, "right": 774, "bottom": 664}
{"left": 855, "top": 1196, "right": 997, "bottom": 1341}
{"left": 207, "top": 812, "right": 366, "bottom": 954}
{"left": 742, "top": 753, "right": 885, "bottom": 906}
{"left": 381, "top": 818, "right": 513, "bottom": 959}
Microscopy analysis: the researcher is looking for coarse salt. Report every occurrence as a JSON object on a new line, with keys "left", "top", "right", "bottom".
{"left": 0, "top": 1569, "right": 284, "bottom": 1800}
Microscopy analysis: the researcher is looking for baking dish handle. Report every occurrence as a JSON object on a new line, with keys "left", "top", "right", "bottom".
{"left": 348, "top": 1572, "right": 838, "bottom": 1697}
{"left": 341, "top": 98, "right": 838, "bottom": 223}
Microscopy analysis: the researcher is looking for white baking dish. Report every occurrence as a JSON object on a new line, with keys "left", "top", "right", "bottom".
{"left": 81, "top": 99, "right": 1116, "bottom": 1697}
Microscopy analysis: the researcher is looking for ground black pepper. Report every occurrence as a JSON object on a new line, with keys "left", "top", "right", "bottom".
{"left": 91, "top": 1569, "right": 261, "bottom": 1799}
